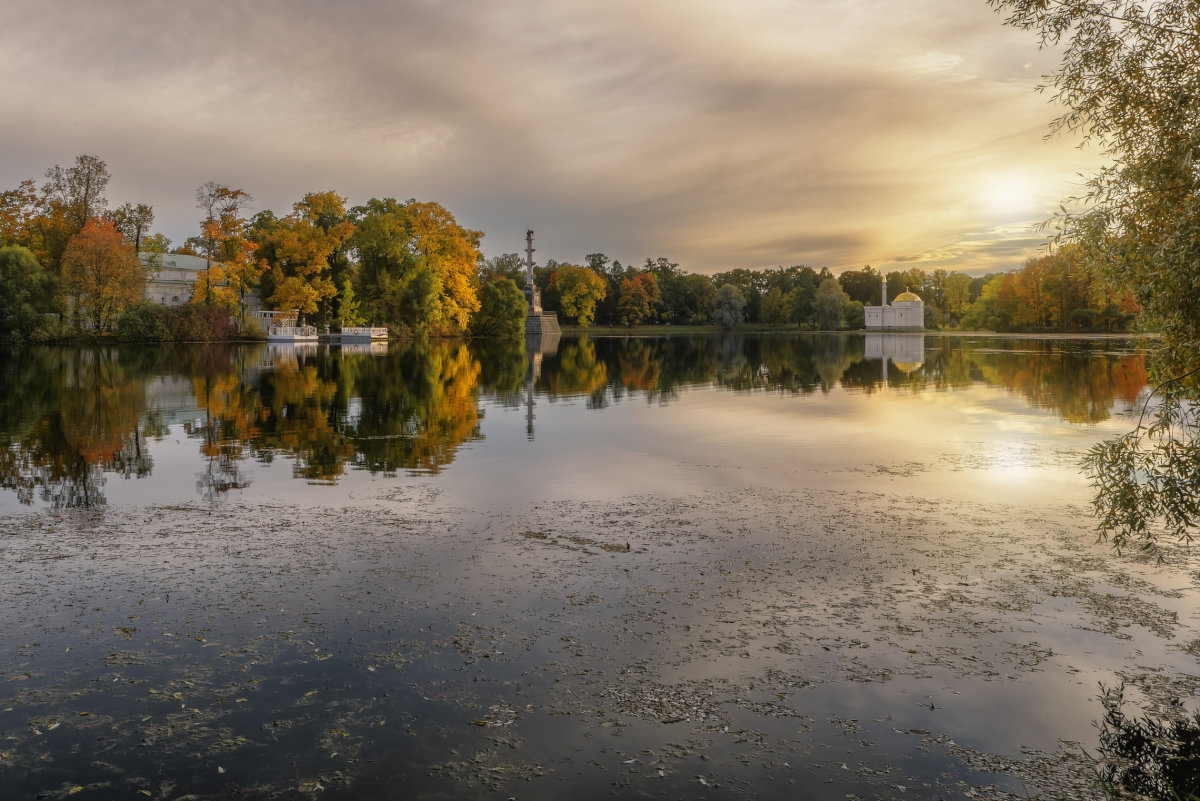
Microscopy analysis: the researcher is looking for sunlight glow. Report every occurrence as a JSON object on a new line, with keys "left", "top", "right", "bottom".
{"left": 981, "top": 171, "right": 1038, "bottom": 216}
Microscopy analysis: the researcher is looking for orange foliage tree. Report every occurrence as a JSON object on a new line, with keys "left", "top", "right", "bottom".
{"left": 61, "top": 219, "right": 144, "bottom": 332}
{"left": 618, "top": 273, "right": 659, "bottom": 326}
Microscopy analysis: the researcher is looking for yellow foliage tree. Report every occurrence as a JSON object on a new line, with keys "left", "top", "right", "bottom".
{"left": 260, "top": 192, "right": 355, "bottom": 324}
{"left": 406, "top": 201, "right": 482, "bottom": 334}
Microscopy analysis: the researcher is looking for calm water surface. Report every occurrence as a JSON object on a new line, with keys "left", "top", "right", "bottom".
{"left": 0, "top": 333, "right": 1147, "bottom": 513}
{"left": 2, "top": 333, "right": 1191, "bottom": 800}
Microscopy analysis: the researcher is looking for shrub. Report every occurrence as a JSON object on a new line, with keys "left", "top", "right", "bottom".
{"left": 118, "top": 302, "right": 171, "bottom": 342}
{"left": 166, "top": 305, "right": 238, "bottom": 341}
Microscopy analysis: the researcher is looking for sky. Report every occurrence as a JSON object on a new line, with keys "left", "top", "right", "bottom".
{"left": 1, "top": 0, "right": 1105, "bottom": 276}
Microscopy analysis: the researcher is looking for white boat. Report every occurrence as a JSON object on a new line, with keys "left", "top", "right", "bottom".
{"left": 339, "top": 326, "right": 389, "bottom": 341}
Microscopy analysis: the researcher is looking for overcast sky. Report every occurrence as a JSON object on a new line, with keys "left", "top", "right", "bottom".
{"left": 1, "top": 0, "right": 1103, "bottom": 275}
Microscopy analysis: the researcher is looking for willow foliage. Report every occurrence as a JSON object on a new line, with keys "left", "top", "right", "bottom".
{"left": 991, "top": 0, "right": 1200, "bottom": 552}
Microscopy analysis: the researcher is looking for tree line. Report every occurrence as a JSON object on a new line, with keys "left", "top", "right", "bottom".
{"left": 2, "top": 153, "right": 1137, "bottom": 344}
{"left": 487, "top": 252, "right": 1135, "bottom": 333}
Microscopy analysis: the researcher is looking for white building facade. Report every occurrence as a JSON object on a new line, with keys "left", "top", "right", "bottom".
{"left": 864, "top": 279, "right": 924, "bottom": 330}
{"left": 141, "top": 253, "right": 262, "bottom": 313}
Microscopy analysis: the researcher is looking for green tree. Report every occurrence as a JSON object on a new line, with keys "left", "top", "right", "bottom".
{"left": 471, "top": 278, "right": 527, "bottom": 337}
{"left": 711, "top": 268, "right": 767, "bottom": 322}
{"left": 759, "top": 286, "right": 792, "bottom": 326}
{"left": 680, "top": 273, "right": 716, "bottom": 323}
{"left": 336, "top": 278, "right": 365, "bottom": 328}
{"left": 813, "top": 277, "right": 849, "bottom": 330}
{"left": 0, "top": 245, "right": 60, "bottom": 342}
{"left": 711, "top": 283, "right": 746, "bottom": 330}
{"left": 844, "top": 299, "right": 865, "bottom": 330}
{"left": 838, "top": 266, "right": 881, "bottom": 305}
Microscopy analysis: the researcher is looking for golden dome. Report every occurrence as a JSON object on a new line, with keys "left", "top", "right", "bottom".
{"left": 892, "top": 360, "right": 924, "bottom": 373}
{"left": 892, "top": 291, "right": 922, "bottom": 302}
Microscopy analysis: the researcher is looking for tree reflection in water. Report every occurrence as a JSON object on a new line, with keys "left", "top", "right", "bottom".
{"left": 0, "top": 335, "right": 1149, "bottom": 508}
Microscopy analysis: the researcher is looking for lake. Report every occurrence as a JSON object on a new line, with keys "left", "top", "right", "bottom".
{"left": 1, "top": 333, "right": 1195, "bottom": 800}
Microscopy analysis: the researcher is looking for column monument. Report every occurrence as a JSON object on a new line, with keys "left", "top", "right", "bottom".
{"left": 523, "top": 229, "right": 561, "bottom": 336}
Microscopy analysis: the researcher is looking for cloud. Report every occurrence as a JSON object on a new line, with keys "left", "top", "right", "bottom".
{"left": 0, "top": 0, "right": 1104, "bottom": 274}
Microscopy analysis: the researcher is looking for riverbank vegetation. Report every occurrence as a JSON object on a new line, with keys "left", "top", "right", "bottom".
{"left": 3, "top": 155, "right": 1140, "bottom": 345}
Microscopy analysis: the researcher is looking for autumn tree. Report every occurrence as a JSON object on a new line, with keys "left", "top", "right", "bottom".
{"left": 142, "top": 233, "right": 171, "bottom": 254}
{"left": 43, "top": 154, "right": 109, "bottom": 231}
{"left": 61, "top": 218, "right": 145, "bottom": 332}
{"left": 350, "top": 198, "right": 482, "bottom": 336}
{"left": 991, "top": 0, "right": 1199, "bottom": 365}
{"left": 988, "top": 1, "right": 1200, "bottom": 552}
{"left": 617, "top": 273, "right": 659, "bottom": 326}
{"left": 407, "top": 201, "right": 481, "bottom": 333}
{"left": 30, "top": 155, "right": 113, "bottom": 276}
{"left": 192, "top": 220, "right": 261, "bottom": 323}
{"left": 253, "top": 192, "right": 354, "bottom": 325}
{"left": 109, "top": 202, "right": 154, "bottom": 254}
{"left": 0, "top": 180, "right": 41, "bottom": 249}
{"left": 480, "top": 253, "right": 525, "bottom": 284}
{"left": 943, "top": 273, "right": 973, "bottom": 322}
{"left": 552, "top": 264, "right": 607, "bottom": 326}
{"left": 193, "top": 183, "right": 251, "bottom": 263}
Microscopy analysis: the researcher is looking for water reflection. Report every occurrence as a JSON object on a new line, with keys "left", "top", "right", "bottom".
{"left": 0, "top": 335, "right": 1146, "bottom": 507}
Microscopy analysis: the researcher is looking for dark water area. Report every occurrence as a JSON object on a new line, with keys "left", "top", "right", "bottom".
{"left": 2, "top": 333, "right": 1195, "bottom": 800}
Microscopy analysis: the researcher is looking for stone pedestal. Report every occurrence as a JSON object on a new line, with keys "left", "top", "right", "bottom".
{"left": 525, "top": 311, "right": 561, "bottom": 336}
{"left": 524, "top": 281, "right": 560, "bottom": 335}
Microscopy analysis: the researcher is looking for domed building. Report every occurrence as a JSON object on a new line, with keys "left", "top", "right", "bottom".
{"left": 864, "top": 279, "right": 924, "bottom": 330}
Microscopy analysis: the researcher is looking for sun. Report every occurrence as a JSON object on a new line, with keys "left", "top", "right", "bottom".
{"left": 981, "top": 171, "right": 1038, "bottom": 217}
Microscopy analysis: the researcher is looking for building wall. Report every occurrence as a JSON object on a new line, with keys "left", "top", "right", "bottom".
{"left": 864, "top": 300, "right": 923, "bottom": 330}
{"left": 141, "top": 253, "right": 262, "bottom": 312}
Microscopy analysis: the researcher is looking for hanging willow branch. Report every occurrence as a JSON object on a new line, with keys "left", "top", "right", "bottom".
{"left": 1083, "top": 389, "right": 1200, "bottom": 556}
